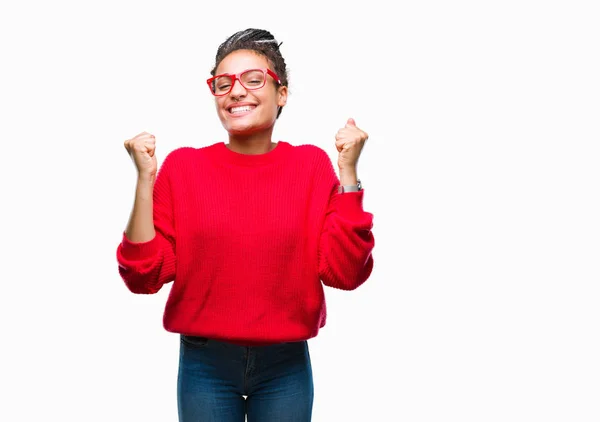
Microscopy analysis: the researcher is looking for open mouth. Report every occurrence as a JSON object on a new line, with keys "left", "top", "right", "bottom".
{"left": 228, "top": 105, "right": 256, "bottom": 115}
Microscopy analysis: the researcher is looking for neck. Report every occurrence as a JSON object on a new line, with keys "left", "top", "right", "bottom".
{"left": 227, "top": 128, "right": 276, "bottom": 155}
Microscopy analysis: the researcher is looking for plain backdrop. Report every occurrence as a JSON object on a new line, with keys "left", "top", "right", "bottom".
{"left": 1, "top": 0, "right": 599, "bottom": 421}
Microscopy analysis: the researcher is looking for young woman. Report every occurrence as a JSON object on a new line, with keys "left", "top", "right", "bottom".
{"left": 117, "top": 28, "right": 375, "bottom": 422}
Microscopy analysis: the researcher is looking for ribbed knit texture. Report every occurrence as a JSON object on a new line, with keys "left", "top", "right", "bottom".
{"left": 116, "top": 141, "right": 375, "bottom": 346}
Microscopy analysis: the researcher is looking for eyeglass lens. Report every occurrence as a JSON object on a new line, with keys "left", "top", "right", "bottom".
{"left": 213, "top": 70, "right": 266, "bottom": 95}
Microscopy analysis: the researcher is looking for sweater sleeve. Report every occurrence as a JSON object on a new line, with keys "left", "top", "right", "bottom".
{"left": 317, "top": 153, "right": 375, "bottom": 291}
{"left": 116, "top": 152, "right": 177, "bottom": 294}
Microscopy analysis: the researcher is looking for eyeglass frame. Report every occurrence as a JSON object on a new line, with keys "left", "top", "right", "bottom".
{"left": 206, "top": 68, "right": 282, "bottom": 97}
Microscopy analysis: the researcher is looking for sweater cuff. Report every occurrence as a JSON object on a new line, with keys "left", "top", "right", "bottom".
{"left": 119, "top": 232, "right": 160, "bottom": 261}
{"left": 334, "top": 190, "right": 372, "bottom": 224}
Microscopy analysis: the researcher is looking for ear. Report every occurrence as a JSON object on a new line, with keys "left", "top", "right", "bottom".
{"left": 277, "top": 85, "right": 288, "bottom": 107}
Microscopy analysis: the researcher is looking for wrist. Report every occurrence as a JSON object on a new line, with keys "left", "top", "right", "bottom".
{"left": 338, "top": 167, "right": 357, "bottom": 185}
{"left": 137, "top": 174, "right": 155, "bottom": 185}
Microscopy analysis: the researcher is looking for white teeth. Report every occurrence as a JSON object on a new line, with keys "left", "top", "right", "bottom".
{"left": 230, "top": 105, "right": 254, "bottom": 113}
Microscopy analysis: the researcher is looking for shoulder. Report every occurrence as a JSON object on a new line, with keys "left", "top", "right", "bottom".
{"left": 289, "top": 143, "right": 337, "bottom": 183}
{"left": 164, "top": 146, "right": 196, "bottom": 160}
{"left": 156, "top": 146, "right": 214, "bottom": 179}
{"left": 290, "top": 143, "right": 333, "bottom": 165}
{"left": 158, "top": 147, "right": 193, "bottom": 170}
{"left": 161, "top": 144, "right": 216, "bottom": 166}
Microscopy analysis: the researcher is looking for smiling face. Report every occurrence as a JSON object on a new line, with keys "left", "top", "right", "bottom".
{"left": 213, "top": 49, "right": 287, "bottom": 136}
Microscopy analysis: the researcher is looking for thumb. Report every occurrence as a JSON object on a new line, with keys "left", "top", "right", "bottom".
{"left": 346, "top": 117, "right": 356, "bottom": 127}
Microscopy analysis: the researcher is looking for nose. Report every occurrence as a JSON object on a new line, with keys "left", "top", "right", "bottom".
{"left": 229, "top": 77, "right": 247, "bottom": 98}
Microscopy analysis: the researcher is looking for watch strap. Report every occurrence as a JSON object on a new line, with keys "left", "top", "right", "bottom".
{"left": 338, "top": 179, "right": 362, "bottom": 194}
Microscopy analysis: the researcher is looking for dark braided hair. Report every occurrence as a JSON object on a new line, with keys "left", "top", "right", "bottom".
{"left": 210, "top": 28, "right": 289, "bottom": 119}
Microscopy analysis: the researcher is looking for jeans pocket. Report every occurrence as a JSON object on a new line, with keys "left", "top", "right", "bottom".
{"left": 181, "top": 335, "right": 210, "bottom": 348}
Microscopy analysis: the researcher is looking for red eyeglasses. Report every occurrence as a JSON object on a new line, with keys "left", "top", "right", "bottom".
{"left": 206, "top": 68, "right": 281, "bottom": 96}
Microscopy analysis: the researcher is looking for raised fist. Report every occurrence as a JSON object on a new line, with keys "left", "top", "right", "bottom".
{"left": 124, "top": 131, "right": 157, "bottom": 179}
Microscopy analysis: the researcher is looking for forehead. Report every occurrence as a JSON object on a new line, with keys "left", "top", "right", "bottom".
{"left": 216, "top": 50, "right": 270, "bottom": 75}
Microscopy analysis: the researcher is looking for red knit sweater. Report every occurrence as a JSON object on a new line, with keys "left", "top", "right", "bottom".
{"left": 116, "top": 141, "right": 375, "bottom": 346}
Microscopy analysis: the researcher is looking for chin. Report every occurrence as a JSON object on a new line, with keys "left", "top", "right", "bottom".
{"left": 225, "top": 123, "right": 257, "bottom": 135}
{"left": 227, "top": 119, "right": 274, "bottom": 136}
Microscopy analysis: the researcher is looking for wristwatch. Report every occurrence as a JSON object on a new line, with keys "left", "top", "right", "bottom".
{"left": 338, "top": 179, "right": 362, "bottom": 194}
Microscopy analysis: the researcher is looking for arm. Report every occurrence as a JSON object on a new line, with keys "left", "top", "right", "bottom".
{"left": 116, "top": 154, "right": 177, "bottom": 294}
{"left": 318, "top": 159, "right": 375, "bottom": 291}
{"left": 125, "top": 177, "right": 156, "bottom": 243}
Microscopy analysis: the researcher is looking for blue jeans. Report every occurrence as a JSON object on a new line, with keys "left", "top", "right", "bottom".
{"left": 177, "top": 335, "right": 314, "bottom": 421}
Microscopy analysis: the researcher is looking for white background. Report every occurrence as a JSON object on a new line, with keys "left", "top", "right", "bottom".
{"left": 1, "top": 0, "right": 599, "bottom": 421}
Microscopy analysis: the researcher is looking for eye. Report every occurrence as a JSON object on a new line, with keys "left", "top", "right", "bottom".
{"left": 241, "top": 70, "right": 265, "bottom": 87}
{"left": 214, "top": 75, "right": 233, "bottom": 92}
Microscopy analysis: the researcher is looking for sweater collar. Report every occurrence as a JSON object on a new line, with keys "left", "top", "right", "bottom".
{"left": 214, "top": 141, "right": 291, "bottom": 167}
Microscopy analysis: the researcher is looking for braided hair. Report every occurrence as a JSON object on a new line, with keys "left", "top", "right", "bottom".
{"left": 210, "top": 29, "right": 289, "bottom": 119}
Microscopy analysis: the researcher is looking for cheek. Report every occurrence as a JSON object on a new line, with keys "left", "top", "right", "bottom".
{"left": 215, "top": 100, "right": 228, "bottom": 118}
{"left": 261, "top": 94, "right": 278, "bottom": 111}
